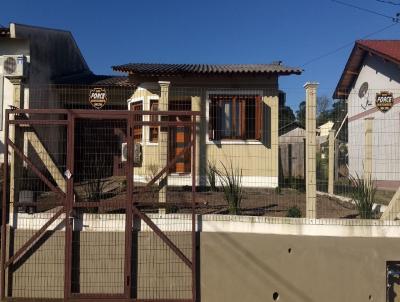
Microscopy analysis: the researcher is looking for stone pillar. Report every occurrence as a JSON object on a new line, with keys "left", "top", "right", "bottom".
{"left": 191, "top": 96, "right": 201, "bottom": 185}
{"left": 364, "top": 117, "right": 373, "bottom": 181}
{"left": 304, "top": 82, "right": 318, "bottom": 219}
{"left": 9, "top": 79, "right": 24, "bottom": 208}
{"left": 328, "top": 129, "right": 335, "bottom": 194}
{"left": 158, "top": 81, "right": 170, "bottom": 214}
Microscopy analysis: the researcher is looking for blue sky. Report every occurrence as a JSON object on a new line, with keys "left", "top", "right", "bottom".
{"left": 1, "top": 0, "right": 399, "bottom": 110}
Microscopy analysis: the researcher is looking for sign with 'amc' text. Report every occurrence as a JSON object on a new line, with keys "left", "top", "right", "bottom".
{"left": 89, "top": 88, "right": 107, "bottom": 109}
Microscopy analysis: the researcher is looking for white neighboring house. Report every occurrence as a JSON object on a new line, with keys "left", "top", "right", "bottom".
{"left": 318, "top": 121, "right": 334, "bottom": 137}
{"left": 333, "top": 40, "right": 400, "bottom": 190}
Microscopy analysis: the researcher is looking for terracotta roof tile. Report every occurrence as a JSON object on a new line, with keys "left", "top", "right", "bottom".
{"left": 357, "top": 40, "right": 400, "bottom": 63}
{"left": 333, "top": 40, "right": 400, "bottom": 99}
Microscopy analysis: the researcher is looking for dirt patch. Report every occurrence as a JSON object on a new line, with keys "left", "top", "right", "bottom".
{"left": 33, "top": 185, "right": 360, "bottom": 219}
{"left": 166, "top": 187, "right": 359, "bottom": 219}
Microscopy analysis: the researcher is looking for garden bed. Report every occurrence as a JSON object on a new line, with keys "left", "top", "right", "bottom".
{"left": 32, "top": 180, "right": 383, "bottom": 219}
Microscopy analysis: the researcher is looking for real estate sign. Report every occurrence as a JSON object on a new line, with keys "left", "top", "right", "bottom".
{"left": 375, "top": 91, "right": 393, "bottom": 113}
{"left": 89, "top": 87, "right": 107, "bottom": 109}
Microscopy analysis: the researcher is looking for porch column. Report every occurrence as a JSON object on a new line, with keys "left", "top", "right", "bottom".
{"left": 158, "top": 81, "right": 170, "bottom": 214}
{"left": 364, "top": 117, "right": 373, "bottom": 181}
{"left": 328, "top": 129, "right": 335, "bottom": 194}
{"left": 304, "top": 82, "right": 318, "bottom": 219}
{"left": 191, "top": 96, "right": 201, "bottom": 185}
{"left": 9, "top": 79, "right": 24, "bottom": 210}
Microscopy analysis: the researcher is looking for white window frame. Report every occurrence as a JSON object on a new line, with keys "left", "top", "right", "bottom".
{"left": 206, "top": 90, "right": 264, "bottom": 145}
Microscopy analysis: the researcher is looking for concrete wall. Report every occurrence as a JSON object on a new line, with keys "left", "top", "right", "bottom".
{"left": 201, "top": 233, "right": 398, "bottom": 302}
{"left": 5, "top": 213, "right": 400, "bottom": 301}
{"left": 347, "top": 55, "right": 400, "bottom": 187}
{"left": 0, "top": 38, "right": 30, "bottom": 160}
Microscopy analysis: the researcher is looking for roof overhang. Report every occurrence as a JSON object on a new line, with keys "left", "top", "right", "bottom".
{"left": 333, "top": 41, "right": 400, "bottom": 99}
{"left": 0, "top": 27, "right": 10, "bottom": 37}
{"left": 112, "top": 63, "right": 303, "bottom": 78}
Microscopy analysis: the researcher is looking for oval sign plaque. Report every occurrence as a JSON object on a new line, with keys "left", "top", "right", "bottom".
{"left": 375, "top": 91, "right": 394, "bottom": 113}
{"left": 89, "top": 87, "right": 107, "bottom": 109}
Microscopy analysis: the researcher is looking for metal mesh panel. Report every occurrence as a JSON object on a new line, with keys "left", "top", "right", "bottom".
{"left": 5, "top": 118, "right": 67, "bottom": 299}
{"left": 3, "top": 83, "right": 400, "bottom": 300}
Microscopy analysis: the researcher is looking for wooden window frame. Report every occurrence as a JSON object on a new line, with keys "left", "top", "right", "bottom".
{"left": 208, "top": 94, "right": 263, "bottom": 142}
{"left": 149, "top": 99, "right": 159, "bottom": 143}
{"left": 130, "top": 100, "right": 143, "bottom": 142}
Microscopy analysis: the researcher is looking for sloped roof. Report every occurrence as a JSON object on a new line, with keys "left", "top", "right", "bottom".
{"left": 112, "top": 62, "right": 302, "bottom": 76}
{"left": 0, "top": 27, "right": 9, "bottom": 37}
{"left": 333, "top": 40, "right": 400, "bottom": 99}
{"left": 53, "top": 72, "right": 133, "bottom": 86}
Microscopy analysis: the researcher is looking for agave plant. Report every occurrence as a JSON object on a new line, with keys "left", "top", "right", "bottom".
{"left": 349, "top": 173, "right": 376, "bottom": 219}
{"left": 207, "top": 161, "right": 218, "bottom": 192}
{"left": 216, "top": 161, "right": 243, "bottom": 215}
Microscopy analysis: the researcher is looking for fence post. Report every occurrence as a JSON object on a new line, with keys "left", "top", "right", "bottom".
{"left": 364, "top": 117, "right": 373, "bottom": 181}
{"left": 158, "top": 81, "right": 170, "bottom": 214}
{"left": 304, "top": 82, "right": 318, "bottom": 219}
{"left": 328, "top": 129, "right": 335, "bottom": 194}
{"left": 191, "top": 96, "right": 201, "bottom": 185}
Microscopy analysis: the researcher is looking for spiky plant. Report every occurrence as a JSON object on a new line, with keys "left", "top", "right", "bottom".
{"left": 216, "top": 161, "right": 243, "bottom": 215}
{"left": 207, "top": 161, "right": 218, "bottom": 192}
{"left": 349, "top": 173, "right": 376, "bottom": 219}
{"left": 145, "top": 163, "right": 160, "bottom": 198}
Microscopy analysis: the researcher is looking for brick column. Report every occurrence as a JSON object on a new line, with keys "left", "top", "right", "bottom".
{"left": 304, "top": 82, "right": 318, "bottom": 219}
{"left": 158, "top": 81, "right": 170, "bottom": 213}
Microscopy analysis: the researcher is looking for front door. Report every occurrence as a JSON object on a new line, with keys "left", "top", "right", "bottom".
{"left": 169, "top": 100, "right": 192, "bottom": 174}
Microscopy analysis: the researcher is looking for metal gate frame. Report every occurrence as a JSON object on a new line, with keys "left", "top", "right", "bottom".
{"left": 0, "top": 108, "right": 200, "bottom": 302}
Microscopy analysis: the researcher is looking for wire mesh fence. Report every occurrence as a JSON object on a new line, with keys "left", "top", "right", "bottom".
{"left": 8, "top": 84, "right": 400, "bottom": 222}
{"left": 2, "top": 83, "right": 400, "bottom": 299}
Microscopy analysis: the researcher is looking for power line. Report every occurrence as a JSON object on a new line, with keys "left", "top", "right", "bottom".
{"left": 301, "top": 22, "right": 399, "bottom": 66}
{"left": 331, "top": 0, "right": 399, "bottom": 21}
{"left": 376, "top": 0, "right": 400, "bottom": 5}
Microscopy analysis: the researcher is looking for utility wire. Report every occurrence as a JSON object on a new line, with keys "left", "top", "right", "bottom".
{"left": 301, "top": 22, "right": 399, "bottom": 66}
{"left": 376, "top": 0, "right": 400, "bottom": 5}
{"left": 331, "top": 0, "right": 398, "bottom": 21}
{"left": 304, "top": 0, "right": 400, "bottom": 67}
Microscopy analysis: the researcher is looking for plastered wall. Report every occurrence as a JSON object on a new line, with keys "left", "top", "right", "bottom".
{"left": 5, "top": 228, "right": 400, "bottom": 301}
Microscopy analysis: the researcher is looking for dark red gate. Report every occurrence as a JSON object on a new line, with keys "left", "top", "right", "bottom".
{"left": 1, "top": 108, "right": 199, "bottom": 301}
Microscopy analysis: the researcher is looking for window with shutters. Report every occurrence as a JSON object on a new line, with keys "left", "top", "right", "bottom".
{"left": 208, "top": 95, "right": 263, "bottom": 141}
{"left": 149, "top": 99, "right": 159, "bottom": 143}
{"left": 130, "top": 101, "right": 143, "bottom": 142}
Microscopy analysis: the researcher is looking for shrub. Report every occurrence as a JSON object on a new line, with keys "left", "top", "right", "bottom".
{"left": 286, "top": 206, "right": 302, "bottom": 218}
{"left": 216, "top": 161, "right": 243, "bottom": 215}
{"left": 83, "top": 154, "right": 107, "bottom": 203}
{"left": 349, "top": 173, "right": 376, "bottom": 219}
{"left": 207, "top": 161, "right": 218, "bottom": 191}
{"left": 145, "top": 163, "right": 160, "bottom": 197}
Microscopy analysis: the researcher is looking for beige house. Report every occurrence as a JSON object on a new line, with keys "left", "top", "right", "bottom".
{"left": 113, "top": 63, "right": 302, "bottom": 188}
